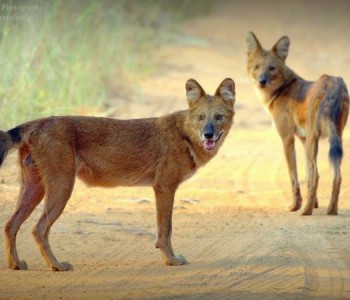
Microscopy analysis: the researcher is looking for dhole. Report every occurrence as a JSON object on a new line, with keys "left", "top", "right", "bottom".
{"left": 246, "top": 32, "right": 349, "bottom": 215}
{"left": 0, "top": 78, "right": 235, "bottom": 271}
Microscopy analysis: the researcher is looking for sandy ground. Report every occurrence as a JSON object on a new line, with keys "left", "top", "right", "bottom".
{"left": 1, "top": 0, "right": 350, "bottom": 299}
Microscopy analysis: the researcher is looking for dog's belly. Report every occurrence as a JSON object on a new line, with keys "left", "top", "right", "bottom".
{"left": 76, "top": 160, "right": 154, "bottom": 187}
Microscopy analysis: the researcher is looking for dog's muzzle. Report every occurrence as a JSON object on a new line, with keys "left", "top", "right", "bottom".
{"left": 203, "top": 131, "right": 223, "bottom": 151}
{"left": 258, "top": 74, "right": 268, "bottom": 88}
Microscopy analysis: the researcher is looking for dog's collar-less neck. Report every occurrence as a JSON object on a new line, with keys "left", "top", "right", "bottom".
{"left": 267, "top": 77, "right": 297, "bottom": 108}
{"left": 182, "top": 135, "right": 197, "bottom": 170}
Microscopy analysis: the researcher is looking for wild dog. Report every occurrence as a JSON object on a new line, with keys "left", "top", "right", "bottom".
{"left": 0, "top": 78, "right": 235, "bottom": 271}
{"left": 246, "top": 32, "right": 349, "bottom": 215}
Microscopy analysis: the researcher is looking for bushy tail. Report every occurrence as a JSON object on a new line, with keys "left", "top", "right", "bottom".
{"left": 0, "top": 126, "right": 22, "bottom": 166}
{"left": 320, "top": 85, "right": 344, "bottom": 170}
{"left": 317, "top": 77, "right": 347, "bottom": 171}
{"left": 328, "top": 122, "right": 343, "bottom": 170}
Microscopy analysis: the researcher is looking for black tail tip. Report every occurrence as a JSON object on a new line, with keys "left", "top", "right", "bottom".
{"left": 0, "top": 126, "right": 22, "bottom": 167}
{"left": 0, "top": 142, "right": 9, "bottom": 167}
{"left": 329, "top": 144, "right": 343, "bottom": 167}
{"left": 7, "top": 126, "right": 22, "bottom": 144}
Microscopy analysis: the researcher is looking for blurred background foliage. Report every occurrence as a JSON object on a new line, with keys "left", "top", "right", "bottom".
{"left": 0, "top": 0, "right": 212, "bottom": 128}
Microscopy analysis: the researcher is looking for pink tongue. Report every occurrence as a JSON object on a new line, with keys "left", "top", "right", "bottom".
{"left": 204, "top": 140, "right": 215, "bottom": 150}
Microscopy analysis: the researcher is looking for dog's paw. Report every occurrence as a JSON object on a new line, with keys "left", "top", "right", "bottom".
{"left": 300, "top": 209, "right": 312, "bottom": 216}
{"left": 288, "top": 204, "right": 300, "bottom": 212}
{"left": 51, "top": 261, "right": 74, "bottom": 271}
{"left": 166, "top": 255, "right": 188, "bottom": 266}
{"left": 10, "top": 260, "right": 28, "bottom": 270}
{"left": 288, "top": 199, "right": 302, "bottom": 212}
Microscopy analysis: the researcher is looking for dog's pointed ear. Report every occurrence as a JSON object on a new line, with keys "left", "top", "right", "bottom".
{"left": 272, "top": 36, "right": 290, "bottom": 61}
{"left": 246, "top": 32, "right": 262, "bottom": 55}
{"left": 186, "top": 79, "right": 205, "bottom": 107}
{"left": 216, "top": 78, "right": 235, "bottom": 107}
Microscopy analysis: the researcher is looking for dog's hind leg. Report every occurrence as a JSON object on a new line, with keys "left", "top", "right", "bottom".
{"left": 32, "top": 167, "right": 76, "bottom": 271}
{"left": 31, "top": 144, "right": 76, "bottom": 271}
{"left": 32, "top": 172, "right": 75, "bottom": 271}
{"left": 327, "top": 160, "right": 341, "bottom": 215}
{"left": 299, "top": 137, "right": 319, "bottom": 209}
{"left": 327, "top": 126, "right": 343, "bottom": 215}
{"left": 4, "top": 147, "right": 45, "bottom": 270}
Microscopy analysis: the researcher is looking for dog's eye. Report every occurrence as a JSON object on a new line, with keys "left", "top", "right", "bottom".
{"left": 197, "top": 115, "right": 205, "bottom": 121}
{"left": 269, "top": 65, "right": 276, "bottom": 71}
{"left": 254, "top": 64, "right": 259, "bottom": 70}
{"left": 215, "top": 114, "right": 223, "bottom": 121}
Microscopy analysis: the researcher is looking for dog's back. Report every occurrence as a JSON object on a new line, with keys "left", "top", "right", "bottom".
{"left": 0, "top": 114, "right": 191, "bottom": 187}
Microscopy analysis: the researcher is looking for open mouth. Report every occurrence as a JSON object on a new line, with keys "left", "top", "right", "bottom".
{"left": 203, "top": 131, "right": 223, "bottom": 151}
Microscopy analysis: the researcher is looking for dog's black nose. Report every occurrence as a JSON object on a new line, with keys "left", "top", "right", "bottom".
{"left": 204, "top": 132, "right": 214, "bottom": 139}
{"left": 259, "top": 79, "right": 267, "bottom": 85}
{"left": 204, "top": 123, "right": 215, "bottom": 139}
{"left": 258, "top": 75, "right": 268, "bottom": 87}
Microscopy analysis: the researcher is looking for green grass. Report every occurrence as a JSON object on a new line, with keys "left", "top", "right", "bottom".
{"left": 0, "top": 0, "right": 212, "bottom": 128}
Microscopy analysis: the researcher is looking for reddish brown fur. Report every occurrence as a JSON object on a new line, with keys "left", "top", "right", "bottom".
{"left": 246, "top": 32, "right": 349, "bottom": 215}
{"left": 0, "top": 78, "right": 235, "bottom": 271}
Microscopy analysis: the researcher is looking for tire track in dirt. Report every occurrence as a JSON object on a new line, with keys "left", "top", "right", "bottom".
{"left": 272, "top": 149, "right": 321, "bottom": 297}
{"left": 290, "top": 235, "right": 320, "bottom": 298}
{"left": 292, "top": 229, "right": 350, "bottom": 298}
{"left": 274, "top": 179, "right": 350, "bottom": 297}
{"left": 272, "top": 140, "right": 350, "bottom": 298}
{"left": 211, "top": 133, "right": 307, "bottom": 297}
{"left": 194, "top": 131, "right": 350, "bottom": 299}
{"left": 8, "top": 206, "right": 155, "bottom": 299}
{"left": 195, "top": 135, "right": 276, "bottom": 294}
{"left": 230, "top": 132, "right": 340, "bottom": 298}
{"left": 268, "top": 139, "right": 344, "bottom": 298}
{"left": 237, "top": 137, "right": 271, "bottom": 209}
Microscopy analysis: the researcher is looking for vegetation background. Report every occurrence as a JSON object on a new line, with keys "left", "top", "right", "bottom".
{"left": 0, "top": 0, "right": 211, "bottom": 128}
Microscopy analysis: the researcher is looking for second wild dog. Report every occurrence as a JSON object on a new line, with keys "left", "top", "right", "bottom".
{"left": 246, "top": 32, "right": 349, "bottom": 215}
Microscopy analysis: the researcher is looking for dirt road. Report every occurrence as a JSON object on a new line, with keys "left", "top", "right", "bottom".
{"left": 1, "top": 1, "right": 350, "bottom": 299}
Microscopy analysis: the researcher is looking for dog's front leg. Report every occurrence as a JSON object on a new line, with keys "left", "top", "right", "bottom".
{"left": 282, "top": 135, "right": 303, "bottom": 211}
{"left": 302, "top": 136, "right": 319, "bottom": 215}
{"left": 153, "top": 184, "right": 187, "bottom": 266}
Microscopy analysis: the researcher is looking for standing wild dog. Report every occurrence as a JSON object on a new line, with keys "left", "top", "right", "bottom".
{"left": 246, "top": 32, "right": 349, "bottom": 215}
{"left": 0, "top": 78, "right": 235, "bottom": 271}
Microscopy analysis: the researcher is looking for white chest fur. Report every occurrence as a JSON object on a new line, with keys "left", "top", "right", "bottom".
{"left": 255, "top": 88, "right": 273, "bottom": 115}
